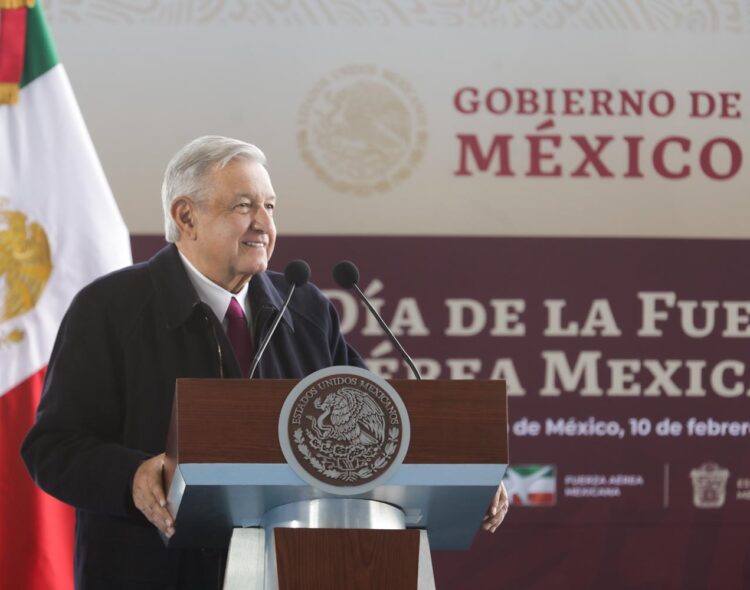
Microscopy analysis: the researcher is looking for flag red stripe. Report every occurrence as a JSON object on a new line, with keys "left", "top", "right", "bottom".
{"left": 0, "top": 7, "right": 27, "bottom": 83}
{"left": 0, "top": 368, "right": 74, "bottom": 590}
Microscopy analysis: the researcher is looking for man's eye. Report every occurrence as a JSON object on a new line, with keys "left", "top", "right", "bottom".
{"left": 265, "top": 203, "right": 275, "bottom": 211}
{"left": 234, "top": 203, "right": 251, "bottom": 212}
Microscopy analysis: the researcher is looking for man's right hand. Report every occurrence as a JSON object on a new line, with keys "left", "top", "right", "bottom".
{"left": 132, "top": 453, "right": 175, "bottom": 537}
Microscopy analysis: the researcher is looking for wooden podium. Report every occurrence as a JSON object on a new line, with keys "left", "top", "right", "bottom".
{"left": 163, "top": 377, "right": 508, "bottom": 589}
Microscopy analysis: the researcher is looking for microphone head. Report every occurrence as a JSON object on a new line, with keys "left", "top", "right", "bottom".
{"left": 284, "top": 260, "right": 311, "bottom": 287}
{"left": 333, "top": 260, "right": 359, "bottom": 289}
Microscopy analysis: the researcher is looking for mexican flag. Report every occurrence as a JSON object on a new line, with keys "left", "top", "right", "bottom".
{"left": 504, "top": 464, "right": 557, "bottom": 507}
{"left": 0, "top": 2, "right": 131, "bottom": 588}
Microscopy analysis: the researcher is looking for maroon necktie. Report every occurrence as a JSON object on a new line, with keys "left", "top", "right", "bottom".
{"left": 225, "top": 297, "right": 252, "bottom": 376}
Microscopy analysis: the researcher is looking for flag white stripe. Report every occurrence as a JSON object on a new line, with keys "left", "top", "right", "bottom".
{"left": 0, "top": 64, "right": 131, "bottom": 394}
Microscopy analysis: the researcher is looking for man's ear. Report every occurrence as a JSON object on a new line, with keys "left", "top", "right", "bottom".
{"left": 171, "top": 197, "right": 198, "bottom": 240}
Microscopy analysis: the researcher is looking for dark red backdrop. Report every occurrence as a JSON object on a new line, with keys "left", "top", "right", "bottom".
{"left": 133, "top": 235, "right": 750, "bottom": 590}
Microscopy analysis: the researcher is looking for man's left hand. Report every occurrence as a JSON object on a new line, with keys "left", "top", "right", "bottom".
{"left": 482, "top": 481, "right": 509, "bottom": 533}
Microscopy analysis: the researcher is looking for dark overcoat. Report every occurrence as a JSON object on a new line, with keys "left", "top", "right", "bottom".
{"left": 21, "top": 244, "right": 364, "bottom": 590}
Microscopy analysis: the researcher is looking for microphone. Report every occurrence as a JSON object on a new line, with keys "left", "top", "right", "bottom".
{"left": 248, "top": 260, "right": 310, "bottom": 379}
{"left": 332, "top": 260, "right": 422, "bottom": 380}
{"left": 284, "top": 259, "right": 311, "bottom": 288}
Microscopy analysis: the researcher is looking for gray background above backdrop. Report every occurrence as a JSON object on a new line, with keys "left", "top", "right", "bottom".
{"left": 46, "top": 0, "right": 750, "bottom": 238}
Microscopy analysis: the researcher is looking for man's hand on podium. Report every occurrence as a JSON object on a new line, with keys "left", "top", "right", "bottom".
{"left": 482, "top": 481, "right": 509, "bottom": 533}
{"left": 132, "top": 453, "right": 176, "bottom": 538}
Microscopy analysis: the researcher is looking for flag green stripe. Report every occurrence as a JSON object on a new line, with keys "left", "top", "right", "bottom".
{"left": 20, "top": 2, "right": 59, "bottom": 88}
{"left": 506, "top": 465, "right": 555, "bottom": 477}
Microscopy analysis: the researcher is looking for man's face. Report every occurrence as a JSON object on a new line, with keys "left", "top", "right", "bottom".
{"left": 187, "top": 158, "right": 276, "bottom": 292}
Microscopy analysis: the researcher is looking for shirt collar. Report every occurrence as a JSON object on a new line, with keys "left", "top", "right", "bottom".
{"left": 178, "top": 250, "right": 249, "bottom": 323}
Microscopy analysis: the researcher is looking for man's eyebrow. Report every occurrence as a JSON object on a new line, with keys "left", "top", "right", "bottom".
{"left": 233, "top": 193, "right": 276, "bottom": 201}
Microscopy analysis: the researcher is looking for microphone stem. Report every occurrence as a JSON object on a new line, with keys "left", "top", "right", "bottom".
{"left": 353, "top": 283, "right": 422, "bottom": 381}
{"left": 248, "top": 284, "right": 296, "bottom": 379}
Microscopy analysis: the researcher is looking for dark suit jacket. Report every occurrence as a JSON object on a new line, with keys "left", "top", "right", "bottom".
{"left": 21, "top": 244, "right": 364, "bottom": 590}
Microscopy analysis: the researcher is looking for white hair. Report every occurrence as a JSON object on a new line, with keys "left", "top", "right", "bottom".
{"left": 161, "top": 135, "right": 267, "bottom": 242}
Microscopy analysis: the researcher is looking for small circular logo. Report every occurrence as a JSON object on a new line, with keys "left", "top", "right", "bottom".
{"left": 298, "top": 64, "right": 428, "bottom": 195}
{"left": 279, "top": 366, "right": 410, "bottom": 495}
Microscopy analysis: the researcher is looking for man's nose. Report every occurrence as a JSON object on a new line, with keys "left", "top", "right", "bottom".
{"left": 250, "top": 205, "right": 271, "bottom": 230}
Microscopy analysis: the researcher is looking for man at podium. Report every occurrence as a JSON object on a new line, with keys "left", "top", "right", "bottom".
{"left": 22, "top": 135, "right": 507, "bottom": 590}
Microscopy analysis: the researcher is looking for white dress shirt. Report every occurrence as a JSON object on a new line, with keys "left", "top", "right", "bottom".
{"left": 178, "top": 250, "right": 250, "bottom": 332}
